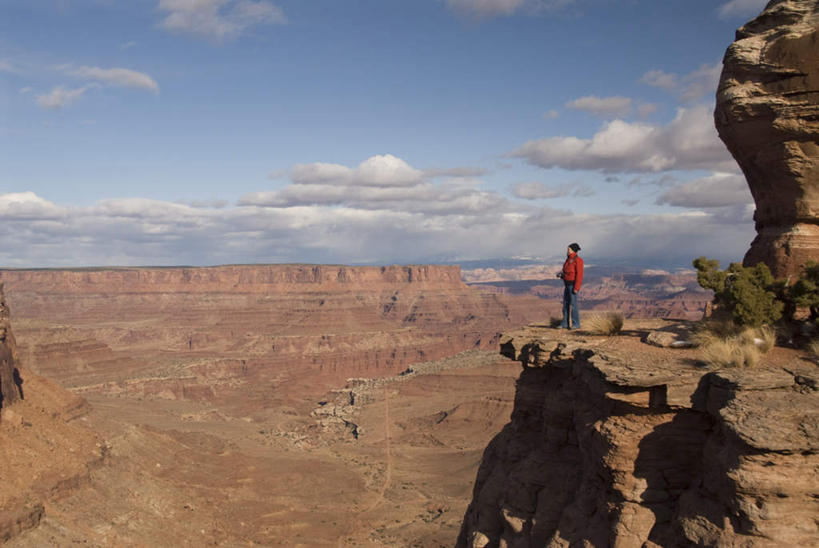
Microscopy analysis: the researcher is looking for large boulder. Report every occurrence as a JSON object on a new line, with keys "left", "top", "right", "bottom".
{"left": 715, "top": 0, "right": 819, "bottom": 279}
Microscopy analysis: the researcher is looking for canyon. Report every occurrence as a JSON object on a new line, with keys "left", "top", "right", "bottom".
{"left": 0, "top": 262, "right": 816, "bottom": 546}
{"left": 0, "top": 264, "right": 545, "bottom": 545}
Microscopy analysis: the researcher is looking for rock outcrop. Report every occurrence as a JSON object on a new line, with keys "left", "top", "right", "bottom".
{"left": 0, "top": 283, "right": 21, "bottom": 409}
{"left": 715, "top": 0, "right": 819, "bottom": 278}
{"left": 458, "top": 327, "right": 819, "bottom": 546}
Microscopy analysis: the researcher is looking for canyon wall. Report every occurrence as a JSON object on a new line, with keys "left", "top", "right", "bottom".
{"left": 0, "top": 284, "right": 21, "bottom": 408}
{"left": 715, "top": 0, "right": 819, "bottom": 278}
{"left": 458, "top": 328, "right": 819, "bottom": 546}
{"left": 0, "top": 283, "right": 101, "bottom": 543}
{"left": 0, "top": 264, "right": 544, "bottom": 409}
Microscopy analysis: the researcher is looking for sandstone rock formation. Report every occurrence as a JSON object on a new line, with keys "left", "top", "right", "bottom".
{"left": 0, "top": 283, "right": 22, "bottom": 408}
{"left": 716, "top": 0, "right": 819, "bottom": 278}
{"left": 458, "top": 327, "right": 819, "bottom": 546}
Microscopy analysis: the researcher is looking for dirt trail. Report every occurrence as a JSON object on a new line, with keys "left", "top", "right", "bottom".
{"left": 365, "top": 386, "right": 392, "bottom": 513}
{"left": 337, "top": 386, "right": 394, "bottom": 546}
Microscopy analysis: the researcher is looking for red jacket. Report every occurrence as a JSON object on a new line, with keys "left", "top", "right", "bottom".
{"left": 562, "top": 253, "right": 584, "bottom": 292}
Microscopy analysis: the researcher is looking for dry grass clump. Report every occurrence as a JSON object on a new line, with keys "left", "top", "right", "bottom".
{"left": 694, "top": 322, "right": 775, "bottom": 368}
{"left": 808, "top": 338, "right": 819, "bottom": 359}
{"left": 585, "top": 312, "right": 624, "bottom": 336}
{"left": 699, "top": 338, "right": 761, "bottom": 368}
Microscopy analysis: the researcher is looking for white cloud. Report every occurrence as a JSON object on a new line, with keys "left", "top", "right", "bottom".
{"left": 0, "top": 60, "right": 14, "bottom": 73}
{"left": 158, "top": 0, "right": 286, "bottom": 41}
{"left": 718, "top": 0, "right": 768, "bottom": 19}
{"left": 566, "top": 95, "right": 631, "bottom": 118}
{"left": 679, "top": 63, "right": 722, "bottom": 102}
{"left": 511, "top": 181, "right": 569, "bottom": 199}
{"left": 641, "top": 63, "right": 722, "bottom": 103}
{"left": 511, "top": 106, "right": 737, "bottom": 173}
{"left": 424, "top": 167, "right": 490, "bottom": 179}
{"left": 444, "top": 0, "right": 574, "bottom": 19}
{"left": 0, "top": 192, "right": 64, "bottom": 219}
{"left": 543, "top": 109, "right": 560, "bottom": 120}
{"left": 290, "top": 154, "right": 423, "bottom": 188}
{"left": 511, "top": 181, "right": 593, "bottom": 199}
{"left": 62, "top": 65, "right": 160, "bottom": 93}
{"left": 656, "top": 173, "right": 753, "bottom": 208}
{"left": 636, "top": 103, "right": 659, "bottom": 118}
{"left": 445, "top": 0, "right": 526, "bottom": 18}
{"left": 36, "top": 85, "right": 90, "bottom": 109}
{"left": 641, "top": 69, "right": 678, "bottom": 91}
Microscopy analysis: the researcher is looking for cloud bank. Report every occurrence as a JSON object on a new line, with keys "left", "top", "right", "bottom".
{"left": 158, "top": 0, "right": 287, "bottom": 41}
{"left": 512, "top": 106, "right": 737, "bottom": 173}
{"left": 0, "top": 155, "right": 753, "bottom": 268}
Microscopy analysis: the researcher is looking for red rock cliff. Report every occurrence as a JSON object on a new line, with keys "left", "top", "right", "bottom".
{"left": 715, "top": 0, "right": 819, "bottom": 278}
{"left": 0, "top": 283, "right": 21, "bottom": 409}
{"left": 0, "top": 264, "right": 465, "bottom": 294}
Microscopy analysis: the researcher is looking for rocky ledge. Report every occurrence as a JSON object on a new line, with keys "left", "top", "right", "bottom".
{"left": 458, "top": 326, "right": 819, "bottom": 547}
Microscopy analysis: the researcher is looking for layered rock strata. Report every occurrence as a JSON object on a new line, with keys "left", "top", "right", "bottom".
{"left": 715, "top": 0, "right": 819, "bottom": 278}
{"left": 458, "top": 327, "right": 819, "bottom": 546}
{"left": 1, "top": 265, "right": 543, "bottom": 407}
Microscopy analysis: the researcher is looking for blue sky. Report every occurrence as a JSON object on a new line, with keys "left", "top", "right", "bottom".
{"left": 0, "top": 0, "right": 768, "bottom": 268}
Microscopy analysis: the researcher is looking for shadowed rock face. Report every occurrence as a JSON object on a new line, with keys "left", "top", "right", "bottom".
{"left": 0, "top": 283, "right": 21, "bottom": 409}
{"left": 459, "top": 327, "right": 819, "bottom": 547}
{"left": 715, "top": 0, "right": 819, "bottom": 278}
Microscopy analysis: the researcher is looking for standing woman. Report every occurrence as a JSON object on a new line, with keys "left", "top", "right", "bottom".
{"left": 558, "top": 243, "right": 583, "bottom": 329}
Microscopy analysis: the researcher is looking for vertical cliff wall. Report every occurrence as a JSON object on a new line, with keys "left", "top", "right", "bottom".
{"left": 0, "top": 283, "right": 21, "bottom": 409}
{"left": 458, "top": 328, "right": 819, "bottom": 547}
{"left": 715, "top": 0, "right": 819, "bottom": 278}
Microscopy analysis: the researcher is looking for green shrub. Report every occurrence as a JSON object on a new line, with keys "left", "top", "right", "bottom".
{"left": 693, "top": 257, "right": 783, "bottom": 327}
{"left": 787, "top": 260, "right": 819, "bottom": 320}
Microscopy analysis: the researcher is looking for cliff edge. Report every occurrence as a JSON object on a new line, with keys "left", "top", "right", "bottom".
{"left": 0, "top": 280, "right": 102, "bottom": 543}
{"left": 715, "top": 0, "right": 819, "bottom": 278}
{"left": 0, "top": 284, "right": 22, "bottom": 409}
{"left": 458, "top": 326, "right": 818, "bottom": 546}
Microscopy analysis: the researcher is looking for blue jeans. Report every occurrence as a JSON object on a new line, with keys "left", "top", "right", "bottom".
{"left": 562, "top": 280, "right": 580, "bottom": 329}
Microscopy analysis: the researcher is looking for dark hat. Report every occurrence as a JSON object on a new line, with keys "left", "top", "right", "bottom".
{"left": 569, "top": 243, "right": 581, "bottom": 252}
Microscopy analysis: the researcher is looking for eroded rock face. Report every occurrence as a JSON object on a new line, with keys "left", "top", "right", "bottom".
{"left": 458, "top": 327, "right": 819, "bottom": 546}
{"left": 0, "top": 283, "right": 21, "bottom": 409}
{"left": 715, "top": 0, "right": 819, "bottom": 278}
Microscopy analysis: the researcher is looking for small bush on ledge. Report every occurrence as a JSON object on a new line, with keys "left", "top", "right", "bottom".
{"left": 693, "top": 323, "right": 775, "bottom": 368}
{"left": 586, "top": 312, "right": 624, "bottom": 336}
